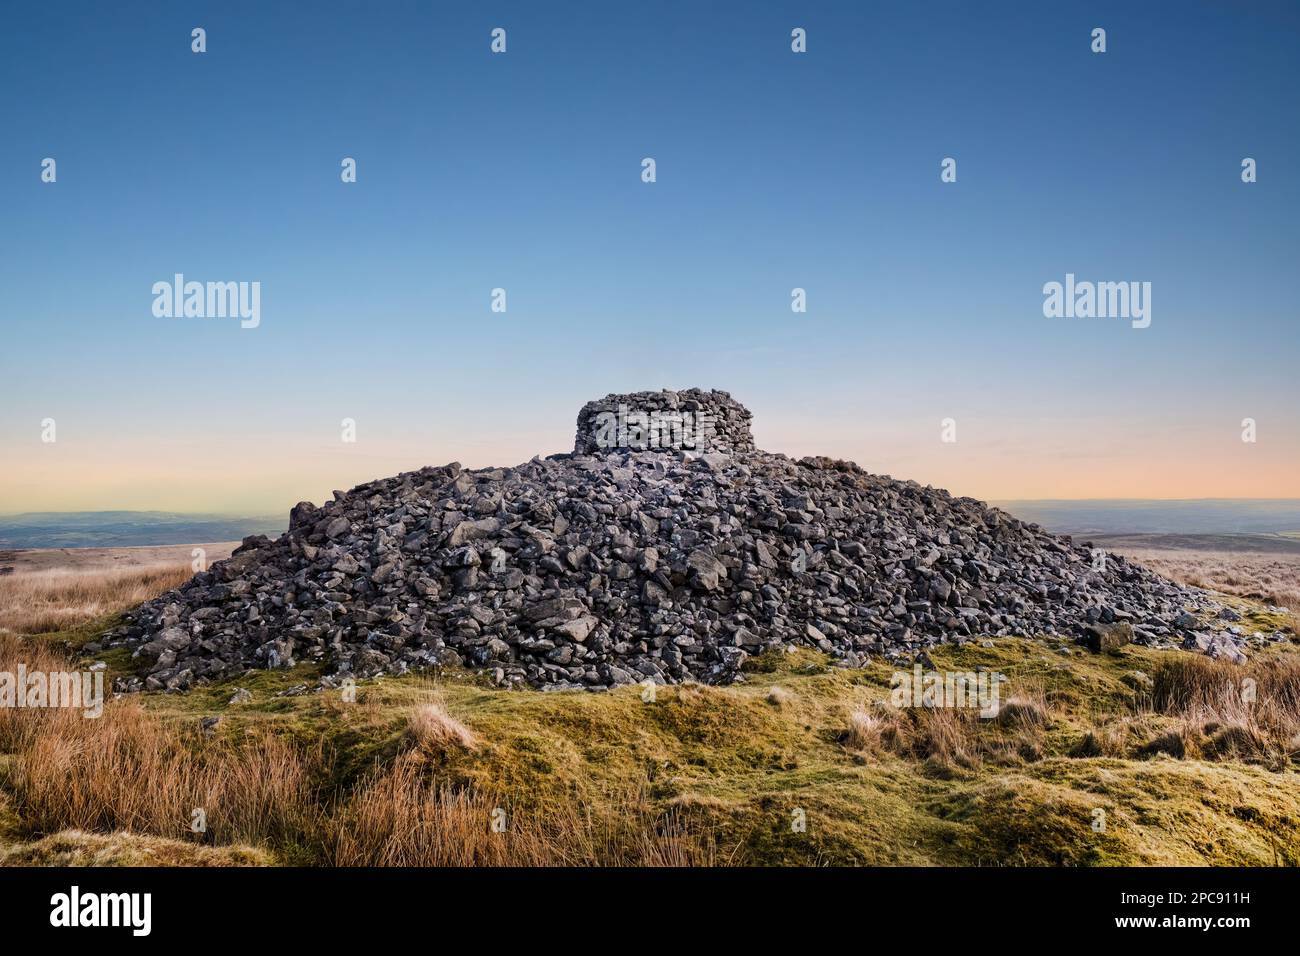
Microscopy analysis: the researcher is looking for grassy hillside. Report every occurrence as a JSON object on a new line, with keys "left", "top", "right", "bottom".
{"left": 2, "top": 597, "right": 1298, "bottom": 866}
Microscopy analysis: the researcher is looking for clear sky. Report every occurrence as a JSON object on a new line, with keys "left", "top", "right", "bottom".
{"left": 2, "top": 1, "right": 1297, "bottom": 514}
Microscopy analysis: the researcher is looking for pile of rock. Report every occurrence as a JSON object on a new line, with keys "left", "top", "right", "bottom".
{"left": 573, "top": 388, "right": 754, "bottom": 455}
{"left": 113, "top": 389, "right": 1237, "bottom": 693}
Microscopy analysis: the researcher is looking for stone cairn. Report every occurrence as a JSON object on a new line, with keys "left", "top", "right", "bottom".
{"left": 109, "top": 389, "right": 1249, "bottom": 695}
{"left": 573, "top": 388, "right": 756, "bottom": 456}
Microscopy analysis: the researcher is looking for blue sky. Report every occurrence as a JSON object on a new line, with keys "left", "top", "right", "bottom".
{"left": 2, "top": 1, "right": 1297, "bottom": 512}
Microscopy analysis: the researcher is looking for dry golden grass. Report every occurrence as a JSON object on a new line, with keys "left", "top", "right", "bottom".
{"left": 1, "top": 634, "right": 321, "bottom": 847}
{"left": 908, "top": 706, "right": 990, "bottom": 770}
{"left": 331, "top": 755, "right": 532, "bottom": 866}
{"left": 846, "top": 656, "right": 1300, "bottom": 773}
{"left": 1141, "top": 653, "right": 1300, "bottom": 767}
{"left": 12, "top": 700, "right": 323, "bottom": 847}
{"left": 994, "top": 695, "right": 1050, "bottom": 730}
{"left": 1058, "top": 650, "right": 1300, "bottom": 768}
{"left": 1117, "top": 547, "right": 1300, "bottom": 623}
{"left": 5, "top": 628, "right": 1300, "bottom": 865}
{"left": 0, "top": 564, "right": 192, "bottom": 636}
{"left": 407, "top": 701, "right": 478, "bottom": 753}
{"left": 879, "top": 705, "right": 983, "bottom": 770}
{"left": 0, "top": 633, "right": 88, "bottom": 753}
{"left": 1063, "top": 654, "right": 1300, "bottom": 769}
{"left": 844, "top": 707, "right": 888, "bottom": 752}
{"left": 329, "top": 755, "right": 719, "bottom": 866}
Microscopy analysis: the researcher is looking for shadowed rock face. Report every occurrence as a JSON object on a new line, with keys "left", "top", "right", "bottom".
{"left": 113, "top": 389, "right": 1226, "bottom": 694}
{"left": 574, "top": 389, "right": 755, "bottom": 456}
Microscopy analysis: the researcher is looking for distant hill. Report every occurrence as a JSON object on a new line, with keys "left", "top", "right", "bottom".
{"left": 1085, "top": 533, "right": 1300, "bottom": 555}
{"left": 992, "top": 499, "right": 1300, "bottom": 536}
{"left": 0, "top": 512, "right": 286, "bottom": 549}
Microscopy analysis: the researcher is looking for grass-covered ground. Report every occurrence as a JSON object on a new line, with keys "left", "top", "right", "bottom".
{"left": 2, "top": 595, "right": 1298, "bottom": 867}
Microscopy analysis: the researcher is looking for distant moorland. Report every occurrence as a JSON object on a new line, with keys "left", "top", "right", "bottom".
{"left": 5, "top": 500, "right": 1298, "bottom": 551}
{"left": 994, "top": 499, "right": 1300, "bottom": 536}
{"left": 0, "top": 511, "right": 284, "bottom": 549}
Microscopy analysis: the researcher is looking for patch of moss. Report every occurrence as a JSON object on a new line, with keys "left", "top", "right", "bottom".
{"left": 1243, "top": 607, "right": 1295, "bottom": 635}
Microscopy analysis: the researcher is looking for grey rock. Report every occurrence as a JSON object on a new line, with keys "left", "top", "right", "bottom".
{"left": 1083, "top": 621, "right": 1133, "bottom": 654}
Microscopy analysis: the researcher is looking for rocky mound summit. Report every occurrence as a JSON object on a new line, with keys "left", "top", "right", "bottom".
{"left": 116, "top": 388, "right": 1231, "bottom": 692}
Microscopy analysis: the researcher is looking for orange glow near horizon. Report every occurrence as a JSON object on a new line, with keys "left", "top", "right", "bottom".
{"left": 4, "top": 415, "right": 1297, "bottom": 515}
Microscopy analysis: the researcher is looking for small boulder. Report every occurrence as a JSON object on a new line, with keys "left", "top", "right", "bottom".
{"left": 1083, "top": 621, "right": 1132, "bottom": 654}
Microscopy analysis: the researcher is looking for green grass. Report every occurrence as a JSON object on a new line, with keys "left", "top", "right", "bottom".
{"left": 6, "top": 613, "right": 1300, "bottom": 866}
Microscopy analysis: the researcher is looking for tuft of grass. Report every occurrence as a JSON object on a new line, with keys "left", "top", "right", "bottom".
{"left": 1068, "top": 714, "right": 1163, "bottom": 759}
{"left": 844, "top": 707, "right": 889, "bottom": 753}
{"left": 995, "top": 694, "right": 1050, "bottom": 730}
{"left": 1202, "top": 720, "right": 1273, "bottom": 763}
{"left": 1137, "top": 724, "right": 1201, "bottom": 760}
{"left": 407, "top": 701, "right": 479, "bottom": 754}
{"left": 765, "top": 686, "right": 793, "bottom": 708}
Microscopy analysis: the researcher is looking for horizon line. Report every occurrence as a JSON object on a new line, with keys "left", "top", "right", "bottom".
{"left": 6, "top": 496, "right": 1300, "bottom": 519}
